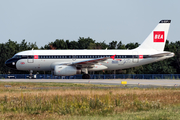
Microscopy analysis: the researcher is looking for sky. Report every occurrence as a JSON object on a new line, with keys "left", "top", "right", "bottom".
{"left": 0, "top": 0, "right": 180, "bottom": 47}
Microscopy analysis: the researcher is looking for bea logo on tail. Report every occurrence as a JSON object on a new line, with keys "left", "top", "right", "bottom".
{"left": 153, "top": 31, "right": 164, "bottom": 42}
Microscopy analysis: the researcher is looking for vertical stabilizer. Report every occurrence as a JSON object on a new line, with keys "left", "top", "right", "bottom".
{"left": 137, "top": 20, "right": 171, "bottom": 52}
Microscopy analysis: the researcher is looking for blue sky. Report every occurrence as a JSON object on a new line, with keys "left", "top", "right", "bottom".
{"left": 0, "top": 0, "right": 180, "bottom": 47}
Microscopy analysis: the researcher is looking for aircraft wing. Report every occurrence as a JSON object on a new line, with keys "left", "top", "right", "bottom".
{"left": 72, "top": 55, "right": 116, "bottom": 66}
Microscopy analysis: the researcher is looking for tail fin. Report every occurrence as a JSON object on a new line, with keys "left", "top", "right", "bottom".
{"left": 136, "top": 20, "right": 171, "bottom": 52}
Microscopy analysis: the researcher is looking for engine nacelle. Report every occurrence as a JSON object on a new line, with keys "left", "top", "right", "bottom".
{"left": 54, "top": 65, "right": 81, "bottom": 76}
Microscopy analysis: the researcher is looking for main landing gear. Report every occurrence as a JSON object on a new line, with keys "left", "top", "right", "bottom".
{"left": 82, "top": 68, "right": 91, "bottom": 79}
{"left": 82, "top": 74, "right": 91, "bottom": 79}
{"left": 29, "top": 70, "right": 33, "bottom": 79}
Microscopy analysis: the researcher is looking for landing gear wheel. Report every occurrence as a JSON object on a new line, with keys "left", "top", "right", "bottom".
{"left": 29, "top": 70, "right": 33, "bottom": 79}
{"left": 82, "top": 74, "right": 90, "bottom": 79}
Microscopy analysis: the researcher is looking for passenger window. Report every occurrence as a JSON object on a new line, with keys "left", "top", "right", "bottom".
{"left": 27, "top": 56, "right": 33, "bottom": 59}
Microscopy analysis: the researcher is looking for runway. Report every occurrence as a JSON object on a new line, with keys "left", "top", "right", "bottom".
{"left": 1, "top": 79, "right": 180, "bottom": 86}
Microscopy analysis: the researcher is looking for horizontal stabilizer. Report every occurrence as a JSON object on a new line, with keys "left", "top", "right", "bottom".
{"left": 149, "top": 52, "right": 174, "bottom": 57}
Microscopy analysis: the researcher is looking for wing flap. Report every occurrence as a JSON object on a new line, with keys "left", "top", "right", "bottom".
{"left": 72, "top": 57, "right": 109, "bottom": 65}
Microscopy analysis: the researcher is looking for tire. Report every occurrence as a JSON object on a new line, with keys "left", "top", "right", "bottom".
{"left": 82, "top": 74, "right": 90, "bottom": 79}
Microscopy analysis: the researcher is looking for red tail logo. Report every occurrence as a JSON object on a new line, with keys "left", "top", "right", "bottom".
{"left": 153, "top": 31, "right": 164, "bottom": 42}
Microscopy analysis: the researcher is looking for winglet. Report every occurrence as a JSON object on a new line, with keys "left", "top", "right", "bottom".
{"left": 110, "top": 54, "right": 116, "bottom": 60}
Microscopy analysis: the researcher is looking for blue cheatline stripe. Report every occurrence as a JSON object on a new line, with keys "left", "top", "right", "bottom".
{"left": 1, "top": 74, "right": 180, "bottom": 79}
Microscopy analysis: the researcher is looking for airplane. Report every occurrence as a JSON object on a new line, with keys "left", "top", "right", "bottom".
{"left": 5, "top": 20, "right": 174, "bottom": 79}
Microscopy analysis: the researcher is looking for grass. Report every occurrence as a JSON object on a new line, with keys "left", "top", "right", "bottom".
{"left": 66, "top": 105, "right": 180, "bottom": 120}
{"left": 0, "top": 82, "right": 180, "bottom": 119}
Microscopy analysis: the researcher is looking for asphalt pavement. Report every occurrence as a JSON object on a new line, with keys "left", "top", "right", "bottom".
{"left": 1, "top": 79, "right": 180, "bottom": 86}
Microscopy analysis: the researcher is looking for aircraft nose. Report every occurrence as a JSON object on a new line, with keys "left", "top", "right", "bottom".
{"left": 5, "top": 59, "right": 17, "bottom": 69}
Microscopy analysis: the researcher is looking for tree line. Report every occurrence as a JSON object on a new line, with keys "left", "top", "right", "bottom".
{"left": 0, "top": 37, "right": 180, "bottom": 74}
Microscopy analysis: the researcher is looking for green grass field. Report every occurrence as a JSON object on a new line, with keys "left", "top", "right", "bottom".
{"left": 0, "top": 82, "right": 180, "bottom": 120}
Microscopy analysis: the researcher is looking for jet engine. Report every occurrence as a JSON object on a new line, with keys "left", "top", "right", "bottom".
{"left": 54, "top": 65, "right": 81, "bottom": 76}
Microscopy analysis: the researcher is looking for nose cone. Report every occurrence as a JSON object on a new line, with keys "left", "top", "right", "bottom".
{"left": 5, "top": 59, "right": 17, "bottom": 69}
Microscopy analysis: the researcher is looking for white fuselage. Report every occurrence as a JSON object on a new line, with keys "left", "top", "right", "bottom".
{"left": 14, "top": 49, "right": 173, "bottom": 71}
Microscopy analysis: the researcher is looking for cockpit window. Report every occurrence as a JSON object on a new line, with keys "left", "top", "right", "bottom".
{"left": 27, "top": 56, "right": 34, "bottom": 59}
{"left": 22, "top": 55, "right": 27, "bottom": 58}
{"left": 13, "top": 55, "right": 22, "bottom": 59}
